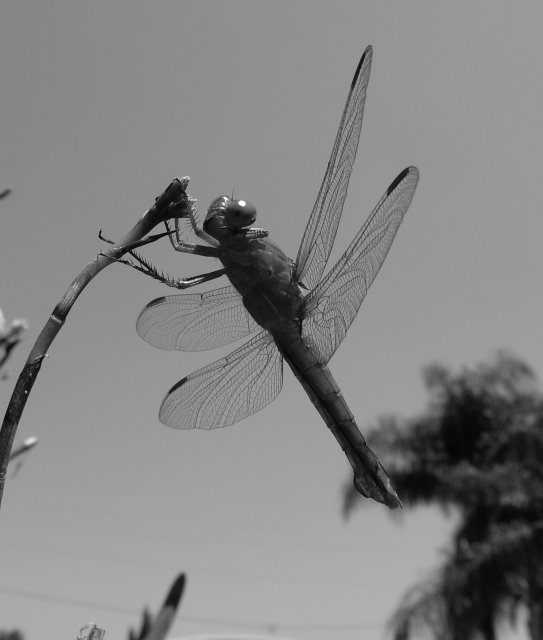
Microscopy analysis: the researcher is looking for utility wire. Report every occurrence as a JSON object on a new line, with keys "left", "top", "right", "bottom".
{"left": 0, "top": 537, "right": 372, "bottom": 590}
{"left": 0, "top": 585, "right": 383, "bottom": 634}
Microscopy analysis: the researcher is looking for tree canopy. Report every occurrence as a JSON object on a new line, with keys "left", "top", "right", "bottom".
{"left": 344, "top": 352, "right": 543, "bottom": 640}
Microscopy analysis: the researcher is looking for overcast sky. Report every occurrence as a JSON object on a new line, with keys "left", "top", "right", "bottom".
{"left": 1, "top": 2, "right": 542, "bottom": 639}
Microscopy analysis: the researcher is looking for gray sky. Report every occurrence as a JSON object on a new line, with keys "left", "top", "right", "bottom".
{"left": 1, "top": 1, "right": 542, "bottom": 639}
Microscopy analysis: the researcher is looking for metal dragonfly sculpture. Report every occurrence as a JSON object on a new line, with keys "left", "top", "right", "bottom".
{"left": 123, "top": 46, "right": 418, "bottom": 508}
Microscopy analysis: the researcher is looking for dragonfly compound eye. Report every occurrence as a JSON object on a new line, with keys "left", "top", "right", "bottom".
{"left": 225, "top": 199, "right": 257, "bottom": 228}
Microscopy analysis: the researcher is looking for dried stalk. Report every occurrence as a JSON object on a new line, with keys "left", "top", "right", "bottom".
{"left": 0, "top": 178, "right": 193, "bottom": 511}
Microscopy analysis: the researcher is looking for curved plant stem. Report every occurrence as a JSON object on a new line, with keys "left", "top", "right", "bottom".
{"left": 0, "top": 178, "right": 192, "bottom": 511}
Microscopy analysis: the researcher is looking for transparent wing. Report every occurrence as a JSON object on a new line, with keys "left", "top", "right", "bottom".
{"left": 302, "top": 167, "right": 419, "bottom": 363}
{"left": 159, "top": 330, "right": 283, "bottom": 429}
{"left": 295, "top": 46, "right": 373, "bottom": 291}
{"left": 136, "top": 285, "right": 259, "bottom": 352}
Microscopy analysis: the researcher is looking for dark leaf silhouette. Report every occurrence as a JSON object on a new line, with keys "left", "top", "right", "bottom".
{"left": 344, "top": 352, "right": 543, "bottom": 640}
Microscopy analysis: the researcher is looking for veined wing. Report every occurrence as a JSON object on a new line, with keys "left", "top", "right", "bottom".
{"left": 136, "top": 285, "right": 259, "bottom": 352}
{"left": 302, "top": 166, "right": 419, "bottom": 363}
{"left": 295, "top": 46, "right": 373, "bottom": 291}
{"left": 159, "top": 330, "right": 283, "bottom": 429}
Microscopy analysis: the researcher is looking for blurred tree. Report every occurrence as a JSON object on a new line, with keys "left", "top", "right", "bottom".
{"left": 0, "top": 631, "right": 25, "bottom": 640}
{"left": 343, "top": 352, "right": 543, "bottom": 640}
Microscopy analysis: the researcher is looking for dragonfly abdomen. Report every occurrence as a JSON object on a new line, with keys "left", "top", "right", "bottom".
{"left": 274, "top": 331, "right": 401, "bottom": 509}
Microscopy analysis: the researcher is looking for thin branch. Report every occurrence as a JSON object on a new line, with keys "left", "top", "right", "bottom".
{"left": 0, "top": 178, "right": 193, "bottom": 512}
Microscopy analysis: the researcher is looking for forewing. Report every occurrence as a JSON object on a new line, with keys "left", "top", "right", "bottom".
{"left": 302, "top": 167, "right": 419, "bottom": 363}
{"left": 136, "top": 285, "right": 259, "bottom": 352}
{"left": 295, "top": 46, "right": 373, "bottom": 291}
{"left": 159, "top": 330, "right": 283, "bottom": 429}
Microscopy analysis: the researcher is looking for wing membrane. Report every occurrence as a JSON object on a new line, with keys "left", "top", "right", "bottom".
{"left": 302, "top": 167, "right": 419, "bottom": 363}
{"left": 295, "top": 46, "right": 373, "bottom": 291}
{"left": 159, "top": 331, "right": 283, "bottom": 429}
{"left": 136, "top": 285, "right": 259, "bottom": 352}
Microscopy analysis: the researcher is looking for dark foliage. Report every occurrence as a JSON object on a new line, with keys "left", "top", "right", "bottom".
{"left": 0, "top": 631, "right": 25, "bottom": 640}
{"left": 344, "top": 352, "right": 543, "bottom": 640}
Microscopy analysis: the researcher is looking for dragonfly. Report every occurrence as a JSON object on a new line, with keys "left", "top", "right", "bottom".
{"left": 130, "top": 46, "right": 418, "bottom": 508}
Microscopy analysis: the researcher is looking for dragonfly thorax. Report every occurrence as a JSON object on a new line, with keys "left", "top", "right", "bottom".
{"left": 203, "top": 196, "right": 257, "bottom": 240}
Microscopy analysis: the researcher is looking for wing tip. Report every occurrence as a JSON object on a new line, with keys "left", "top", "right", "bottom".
{"left": 159, "top": 377, "right": 190, "bottom": 429}
{"left": 145, "top": 296, "right": 168, "bottom": 309}
{"left": 167, "top": 376, "right": 188, "bottom": 395}
{"left": 351, "top": 45, "right": 373, "bottom": 90}
{"left": 136, "top": 297, "right": 168, "bottom": 336}
{"left": 386, "top": 166, "right": 419, "bottom": 196}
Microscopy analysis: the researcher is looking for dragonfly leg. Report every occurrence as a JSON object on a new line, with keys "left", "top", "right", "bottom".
{"left": 102, "top": 247, "right": 227, "bottom": 289}
{"left": 162, "top": 206, "right": 220, "bottom": 251}
{"left": 158, "top": 267, "right": 227, "bottom": 289}
{"left": 185, "top": 204, "right": 221, "bottom": 248}
{"left": 153, "top": 219, "right": 219, "bottom": 257}
{"left": 100, "top": 222, "right": 220, "bottom": 258}
{"left": 98, "top": 229, "right": 115, "bottom": 245}
{"left": 99, "top": 228, "right": 178, "bottom": 252}
{"left": 166, "top": 218, "right": 183, "bottom": 250}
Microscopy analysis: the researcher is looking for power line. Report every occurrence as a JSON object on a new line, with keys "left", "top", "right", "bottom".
{"left": 0, "top": 585, "right": 384, "bottom": 634}
{"left": 0, "top": 537, "right": 373, "bottom": 590}
{"left": 0, "top": 585, "right": 137, "bottom": 616}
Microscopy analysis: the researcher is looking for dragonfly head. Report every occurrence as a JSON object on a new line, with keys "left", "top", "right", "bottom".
{"left": 203, "top": 196, "right": 258, "bottom": 239}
